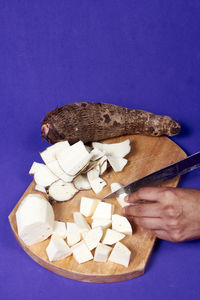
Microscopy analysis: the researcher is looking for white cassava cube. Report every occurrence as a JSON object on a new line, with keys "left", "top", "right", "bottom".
{"left": 72, "top": 241, "right": 93, "bottom": 264}
{"left": 80, "top": 196, "right": 101, "bottom": 217}
{"left": 73, "top": 212, "right": 91, "bottom": 234}
{"left": 102, "top": 229, "right": 125, "bottom": 245}
{"left": 108, "top": 242, "right": 131, "bottom": 267}
{"left": 94, "top": 243, "right": 112, "bottom": 263}
{"left": 16, "top": 194, "right": 54, "bottom": 246}
{"left": 112, "top": 214, "right": 132, "bottom": 235}
{"left": 83, "top": 226, "right": 103, "bottom": 251}
{"left": 66, "top": 222, "right": 81, "bottom": 246}
{"left": 91, "top": 219, "right": 112, "bottom": 230}
{"left": 53, "top": 221, "right": 67, "bottom": 239}
{"left": 92, "top": 202, "right": 114, "bottom": 220}
{"left": 46, "top": 235, "right": 72, "bottom": 262}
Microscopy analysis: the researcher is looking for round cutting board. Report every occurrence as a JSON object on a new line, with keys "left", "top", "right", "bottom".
{"left": 9, "top": 135, "right": 186, "bottom": 283}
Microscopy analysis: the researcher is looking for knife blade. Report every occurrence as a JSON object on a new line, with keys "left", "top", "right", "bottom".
{"left": 104, "top": 151, "right": 200, "bottom": 199}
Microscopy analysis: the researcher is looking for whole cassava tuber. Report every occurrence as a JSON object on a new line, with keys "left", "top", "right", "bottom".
{"left": 41, "top": 102, "right": 181, "bottom": 144}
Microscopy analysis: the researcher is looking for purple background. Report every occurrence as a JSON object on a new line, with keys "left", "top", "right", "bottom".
{"left": 1, "top": 1, "right": 200, "bottom": 299}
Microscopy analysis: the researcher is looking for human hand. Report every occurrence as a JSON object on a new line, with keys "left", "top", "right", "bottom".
{"left": 123, "top": 187, "right": 200, "bottom": 242}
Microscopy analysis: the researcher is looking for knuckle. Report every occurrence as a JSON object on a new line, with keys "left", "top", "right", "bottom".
{"left": 164, "top": 205, "right": 177, "bottom": 218}
{"left": 163, "top": 203, "right": 182, "bottom": 219}
{"left": 170, "top": 230, "right": 182, "bottom": 242}
{"left": 162, "top": 189, "right": 176, "bottom": 203}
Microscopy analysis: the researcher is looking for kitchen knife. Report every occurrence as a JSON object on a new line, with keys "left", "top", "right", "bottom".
{"left": 104, "top": 151, "right": 200, "bottom": 199}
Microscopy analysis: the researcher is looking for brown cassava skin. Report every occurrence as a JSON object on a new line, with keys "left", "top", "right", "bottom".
{"left": 41, "top": 102, "right": 181, "bottom": 144}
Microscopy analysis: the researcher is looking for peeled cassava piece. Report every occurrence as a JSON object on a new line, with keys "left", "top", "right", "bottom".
{"left": 16, "top": 194, "right": 54, "bottom": 246}
{"left": 41, "top": 102, "right": 181, "bottom": 144}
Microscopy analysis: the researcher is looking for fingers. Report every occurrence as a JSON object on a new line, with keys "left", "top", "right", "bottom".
{"left": 122, "top": 187, "right": 187, "bottom": 242}
{"left": 123, "top": 203, "right": 161, "bottom": 218}
{"left": 133, "top": 217, "right": 162, "bottom": 230}
{"left": 125, "top": 187, "right": 167, "bottom": 203}
{"left": 150, "top": 230, "right": 170, "bottom": 241}
{"left": 152, "top": 230, "right": 183, "bottom": 242}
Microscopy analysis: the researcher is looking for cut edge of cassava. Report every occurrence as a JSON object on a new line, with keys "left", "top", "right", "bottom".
{"left": 73, "top": 174, "right": 91, "bottom": 191}
{"left": 87, "top": 167, "right": 107, "bottom": 194}
{"left": 92, "top": 139, "right": 131, "bottom": 158}
{"left": 56, "top": 141, "right": 91, "bottom": 176}
{"left": 48, "top": 180, "right": 78, "bottom": 202}
{"left": 29, "top": 138, "right": 131, "bottom": 203}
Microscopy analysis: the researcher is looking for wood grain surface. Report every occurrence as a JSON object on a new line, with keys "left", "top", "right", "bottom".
{"left": 9, "top": 135, "right": 187, "bottom": 283}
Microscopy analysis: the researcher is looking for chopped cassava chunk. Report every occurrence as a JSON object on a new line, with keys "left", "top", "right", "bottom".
{"left": 92, "top": 202, "right": 114, "bottom": 220}
{"left": 83, "top": 227, "right": 103, "bottom": 251}
{"left": 91, "top": 219, "right": 112, "bottom": 230}
{"left": 73, "top": 174, "right": 91, "bottom": 190}
{"left": 72, "top": 241, "right": 93, "bottom": 264}
{"left": 32, "top": 163, "right": 58, "bottom": 187}
{"left": 112, "top": 214, "right": 132, "bottom": 235}
{"left": 29, "top": 162, "right": 59, "bottom": 187}
{"left": 98, "top": 156, "right": 108, "bottom": 175}
{"left": 73, "top": 212, "right": 91, "bottom": 234}
{"left": 46, "top": 160, "right": 75, "bottom": 183}
{"left": 53, "top": 221, "right": 67, "bottom": 239}
{"left": 56, "top": 141, "right": 91, "bottom": 176}
{"left": 87, "top": 168, "right": 107, "bottom": 194}
{"left": 66, "top": 222, "right": 81, "bottom": 246}
{"left": 92, "top": 139, "right": 131, "bottom": 158}
{"left": 49, "top": 180, "right": 78, "bottom": 202}
{"left": 94, "top": 243, "right": 112, "bottom": 263}
{"left": 102, "top": 229, "right": 125, "bottom": 245}
{"left": 40, "top": 141, "right": 70, "bottom": 164}
{"left": 80, "top": 196, "right": 101, "bottom": 217}
{"left": 107, "top": 156, "right": 128, "bottom": 172}
{"left": 40, "top": 142, "right": 75, "bottom": 182}
{"left": 46, "top": 234, "right": 72, "bottom": 262}
{"left": 34, "top": 184, "right": 46, "bottom": 193}
{"left": 108, "top": 242, "right": 131, "bottom": 267}
{"left": 16, "top": 193, "right": 54, "bottom": 246}
{"left": 90, "top": 148, "right": 105, "bottom": 161}
{"left": 29, "top": 162, "right": 41, "bottom": 175}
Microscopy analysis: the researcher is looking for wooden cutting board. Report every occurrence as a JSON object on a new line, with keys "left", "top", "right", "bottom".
{"left": 9, "top": 135, "right": 186, "bottom": 283}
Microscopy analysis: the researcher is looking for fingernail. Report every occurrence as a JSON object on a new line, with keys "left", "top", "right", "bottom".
{"left": 124, "top": 195, "right": 129, "bottom": 202}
